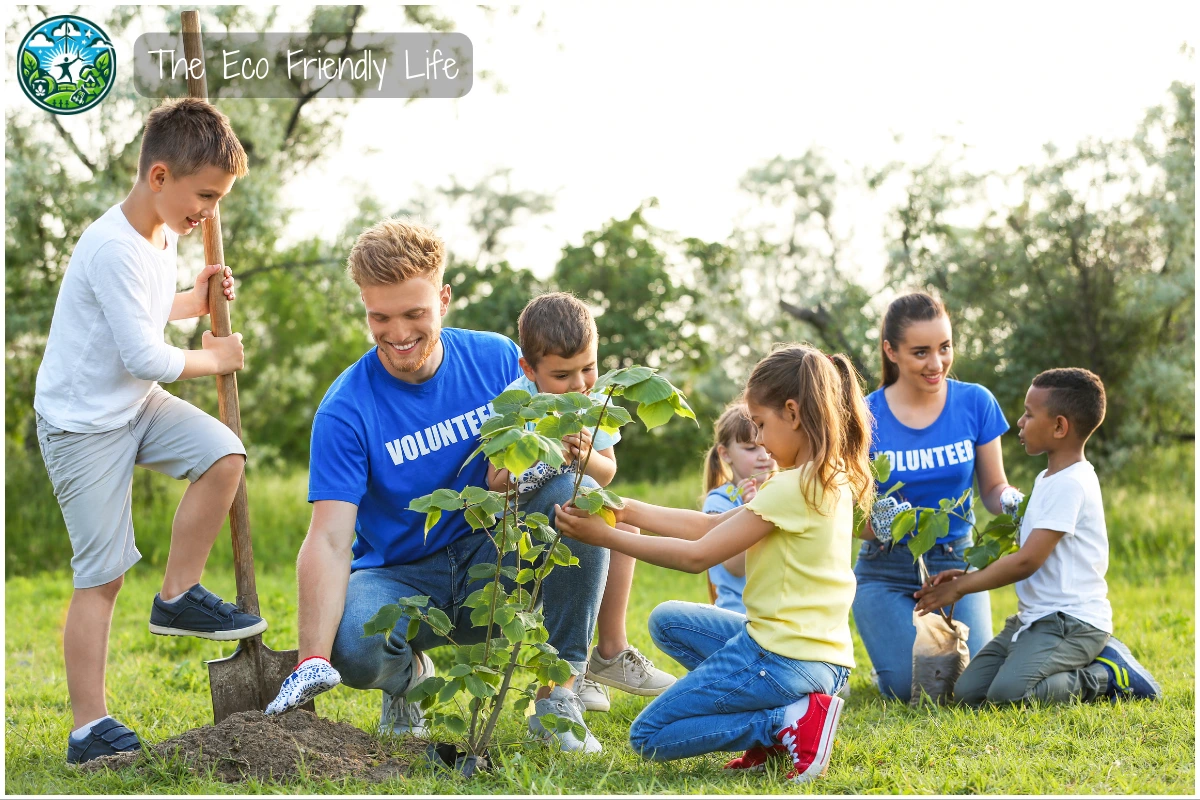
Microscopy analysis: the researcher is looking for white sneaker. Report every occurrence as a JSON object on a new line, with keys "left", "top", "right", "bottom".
{"left": 586, "top": 646, "right": 676, "bottom": 697}
{"left": 380, "top": 650, "right": 434, "bottom": 737}
{"left": 576, "top": 676, "right": 611, "bottom": 712}
{"left": 528, "top": 685, "right": 602, "bottom": 753}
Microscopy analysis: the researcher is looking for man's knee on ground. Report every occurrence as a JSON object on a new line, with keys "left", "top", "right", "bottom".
{"left": 330, "top": 623, "right": 413, "bottom": 691}
{"left": 877, "top": 674, "right": 911, "bottom": 704}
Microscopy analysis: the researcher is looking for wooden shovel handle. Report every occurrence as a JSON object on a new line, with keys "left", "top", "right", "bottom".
{"left": 181, "top": 11, "right": 260, "bottom": 617}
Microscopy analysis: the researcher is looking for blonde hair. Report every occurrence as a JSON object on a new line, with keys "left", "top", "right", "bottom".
{"left": 347, "top": 218, "right": 446, "bottom": 287}
{"left": 517, "top": 292, "right": 597, "bottom": 366}
{"left": 745, "top": 344, "right": 875, "bottom": 516}
{"left": 138, "top": 98, "right": 248, "bottom": 180}
{"left": 703, "top": 402, "right": 758, "bottom": 494}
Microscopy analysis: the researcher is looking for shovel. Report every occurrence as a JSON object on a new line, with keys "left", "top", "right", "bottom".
{"left": 180, "top": 10, "right": 314, "bottom": 723}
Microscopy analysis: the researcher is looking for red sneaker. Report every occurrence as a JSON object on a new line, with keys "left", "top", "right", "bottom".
{"left": 775, "top": 693, "right": 844, "bottom": 784}
{"left": 722, "top": 744, "right": 788, "bottom": 771}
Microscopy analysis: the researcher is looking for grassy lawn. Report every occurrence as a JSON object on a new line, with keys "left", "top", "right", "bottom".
{"left": 4, "top": 452, "right": 1195, "bottom": 793}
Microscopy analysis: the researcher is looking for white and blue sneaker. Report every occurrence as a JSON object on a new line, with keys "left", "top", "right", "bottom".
{"left": 1094, "top": 637, "right": 1161, "bottom": 700}
{"left": 381, "top": 650, "right": 434, "bottom": 737}
{"left": 528, "top": 685, "right": 601, "bottom": 753}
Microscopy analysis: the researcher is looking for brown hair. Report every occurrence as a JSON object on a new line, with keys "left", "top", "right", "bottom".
{"left": 1031, "top": 368, "right": 1107, "bottom": 440}
{"left": 745, "top": 344, "right": 875, "bottom": 515}
{"left": 137, "top": 98, "right": 248, "bottom": 181}
{"left": 703, "top": 402, "right": 759, "bottom": 494}
{"left": 879, "top": 292, "right": 949, "bottom": 388}
{"left": 517, "top": 292, "right": 597, "bottom": 367}
{"left": 347, "top": 218, "right": 446, "bottom": 287}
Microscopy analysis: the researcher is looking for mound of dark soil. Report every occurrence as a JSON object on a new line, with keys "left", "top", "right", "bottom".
{"left": 81, "top": 710, "right": 424, "bottom": 784}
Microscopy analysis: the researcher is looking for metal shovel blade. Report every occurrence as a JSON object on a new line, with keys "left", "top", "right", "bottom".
{"left": 206, "top": 636, "right": 315, "bottom": 723}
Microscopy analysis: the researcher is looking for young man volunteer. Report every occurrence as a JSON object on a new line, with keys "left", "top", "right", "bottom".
{"left": 265, "top": 219, "right": 610, "bottom": 753}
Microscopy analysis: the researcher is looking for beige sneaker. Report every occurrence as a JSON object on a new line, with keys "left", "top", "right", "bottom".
{"left": 586, "top": 646, "right": 676, "bottom": 697}
{"left": 576, "top": 676, "right": 611, "bottom": 712}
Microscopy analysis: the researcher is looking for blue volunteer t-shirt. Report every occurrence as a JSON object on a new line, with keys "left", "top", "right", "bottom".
{"left": 308, "top": 328, "right": 522, "bottom": 570}
{"left": 703, "top": 483, "right": 747, "bottom": 614}
{"left": 866, "top": 379, "right": 1010, "bottom": 544}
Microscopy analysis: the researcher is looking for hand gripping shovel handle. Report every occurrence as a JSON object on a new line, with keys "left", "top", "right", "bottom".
{"left": 181, "top": 11, "right": 260, "bottom": 619}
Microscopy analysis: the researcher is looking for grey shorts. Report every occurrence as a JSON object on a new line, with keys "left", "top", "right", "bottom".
{"left": 36, "top": 386, "right": 246, "bottom": 589}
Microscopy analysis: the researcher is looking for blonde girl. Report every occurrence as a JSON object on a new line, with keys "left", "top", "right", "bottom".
{"left": 701, "top": 403, "right": 777, "bottom": 613}
{"left": 556, "top": 344, "right": 873, "bottom": 785}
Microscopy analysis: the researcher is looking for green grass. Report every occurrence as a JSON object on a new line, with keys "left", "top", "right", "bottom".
{"left": 5, "top": 447, "right": 1195, "bottom": 793}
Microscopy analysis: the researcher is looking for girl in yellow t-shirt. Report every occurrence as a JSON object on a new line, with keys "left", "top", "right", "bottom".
{"left": 556, "top": 344, "right": 874, "bottom": 785}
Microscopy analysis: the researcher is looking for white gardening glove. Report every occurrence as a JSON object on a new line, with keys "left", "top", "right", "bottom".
{"left": 869, "top": 496, "right": 913, "bottom": 545}
{"left": 1000, "top": 486, "right": 1025, "bottom": 521}
{"left": 265, "top": 656, "right": 341, "bottom": 715}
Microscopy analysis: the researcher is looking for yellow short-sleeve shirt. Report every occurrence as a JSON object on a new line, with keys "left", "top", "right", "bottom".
{"left": 742, "top": 464, "right": 857, "bottom": 667}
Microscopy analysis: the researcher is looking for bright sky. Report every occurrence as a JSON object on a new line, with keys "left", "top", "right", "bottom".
{"left": 9, "top": 4, "right": 1196, "bottom": 287}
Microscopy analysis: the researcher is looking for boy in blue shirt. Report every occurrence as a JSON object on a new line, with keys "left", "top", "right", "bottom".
{"left": 267, "top": 224, "right": 611, "bottom": 753}
{"left": 488, "top": 293, "right": 676, "bottom": 715}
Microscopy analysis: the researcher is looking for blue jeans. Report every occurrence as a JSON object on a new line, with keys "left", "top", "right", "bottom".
{"left": 330, "top": 473, "right": 610, "bottom": 695}
{"left": 630, "top": 600, "right": 849, "bottom": 761}
{"left": 851, "top": 535, "right": 992, "bottom": 702}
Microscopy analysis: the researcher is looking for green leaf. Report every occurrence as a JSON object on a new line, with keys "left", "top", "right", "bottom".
{"left": 443, "top": 715, "right": 468, "bottom": 735}
{"left": 406, "top": 617, "right": 421, "bottom": 641}
{"left": 479, "top": 413, "right": 518, "bottom": 438}
{"left": 574, "top": 490, "right": 604, "bottom": 514}
{"left": 555, "top": 392, "right": 595, "bottom": 411}
{"left": 668, "top": 391, "right": 697, "bottom": 422}
{"left": 464, "top": 674, "right": 496, "bottom": 697}
{"left": 407, "top": 675, "right": 445, "bottom": 705}
{"left": 535, "top": 415, "right": 564, "bottom": 440}
{"left": 430, "top": 488, "right": 462, "bottom": 511}
{"left": 503, "top": 433, "right": 543, "bottom": 475}
{"left": 596, "top": 487, "right": 626, "bottom": 509}
{"left": 881, "top": 480, "right": 905, "bottom": 498}
{"left": 448, "top": 663, "right": 473, "bottom": 678}
{"left": 909, "top": 511, "right": 949, "bottom": 561}
{"left": 611, "top": 366, "right": 655, "bottom": 387}
{"left": 547, "top": 658, "right": 574, "bottom": 684}
{"left": 872, "top": 453, "right": 892, "bottom": 483}
{"left": 526, "top": 512, "right": 550, "bottom": 527}
{"left": 482, "top": 428, "right": 524, "bottom": 456}
{"left": 438, "top": 678, "right": 463, "bottom": 704}
{"left": 97, "top": 51, "right": 111, "bottom": 73}
{"left": 891, "top": 508, "right": 916, "bottom": 540}
{"left": 426, "top": 607, "right": 454, "bottom": 637}
{"left": 623, "top": 375, "right": 675, "bottom": 405}
{"left": 515, "top": 567, "right": 536, "bottom": 584}
{"left": 600, "top": 405, "right": 633, "bottom": 429}
{"left": 636, "top": 398, "right": 675, "bottom": 430}
{"left": 502, "top": 616, "right": 526, "bottom": 643}
{"left": 470, "top": 604, "right": 492, "bottom": 627}
{"left": 423, "top": 508, "right": 442, "bottom": 539}
{"left": 408, "top": 494, "right": 435, "bottom": 513}
{"left": 963, "top": 539, "right": 1004, "bottom": 570}
{"left": 460, "top": 485, "right": 492, "bottom": 505}
{"left": 534, "top": 434, "right": 567, "bottom": 469}
{"left": 362, "top": 604, "right": 403, "bottom": 637}
{"left": 491, "top": 389, "right": 531, "bottom": 414}
{"left": 468, "top": 562, "right": 498, "bottom": 581}
{"left": 464, "top": 505, "right": 497, "bottom": 531}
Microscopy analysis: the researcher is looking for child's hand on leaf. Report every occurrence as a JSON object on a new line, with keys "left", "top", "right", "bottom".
{"left": 554, "top": 502, "right": 616, "bottom": 544}
{"left": 913, "top": 569, "right": 966, "bottom": 615}
{"left": 562, "top": 427, "right": 593, "bottom": 461}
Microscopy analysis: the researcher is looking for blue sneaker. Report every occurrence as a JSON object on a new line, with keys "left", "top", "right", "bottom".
{"left": 67, "top": 717, "right": 143, "bottom": 764}
{"left": 1094, "top": 637, "right": 1161, "bottom": 700}
{"left": 149, "top": 584, "right": 267, "bottom": 641}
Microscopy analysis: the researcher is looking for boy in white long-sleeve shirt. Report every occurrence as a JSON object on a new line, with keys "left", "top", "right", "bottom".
{"left": 34, "top": 98, "right": 267, "bottom": 765}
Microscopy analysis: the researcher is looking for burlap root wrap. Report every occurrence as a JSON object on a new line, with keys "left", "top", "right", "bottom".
{"left": 910, "top": 609, "right": 969, "bottom": 706}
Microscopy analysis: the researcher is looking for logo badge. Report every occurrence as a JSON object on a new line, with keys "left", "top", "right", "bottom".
{"left": 18, "top": 14, "right": 115, "bottom": 115}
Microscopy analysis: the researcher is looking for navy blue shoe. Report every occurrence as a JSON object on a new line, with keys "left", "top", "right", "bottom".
{"left": 67, "top": 717, "right": 143, "bottom": 764}
{"left": 149, "top": 583, "right": 267, "bottom": 641}
{"left": 1094, "top": 637, "right": 1161, "bottom": 700}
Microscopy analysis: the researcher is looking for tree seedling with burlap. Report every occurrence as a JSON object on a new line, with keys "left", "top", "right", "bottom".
{"left": 361, "top": 366, "right": 695, "bottom": 765}
{"left": 861, "top": 453, "right": 1030, "bottom": 704}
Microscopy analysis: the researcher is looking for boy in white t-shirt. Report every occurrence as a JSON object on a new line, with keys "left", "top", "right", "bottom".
{"left": 34, "top": 99, "right": 267, "bottom": 764}
{"left": 915, "top": 368, "right": 1160, "bottom": 704}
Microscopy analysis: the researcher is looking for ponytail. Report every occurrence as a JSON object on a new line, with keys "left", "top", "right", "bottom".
{"left": 746, "top": 344, "right": 876, "bottom": 516}
{"left": 703, "top": 444, "right": 730, "bottom": 495}
{"left": 828, "top": 353, "right": 875, "bottom": 514}
{"left": 879, "top": 292, "right": 949, "bottom": 388}
{"left": 700, "top": 401, "right": 758, "bottom": 500}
